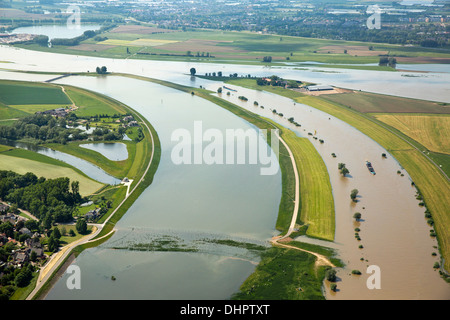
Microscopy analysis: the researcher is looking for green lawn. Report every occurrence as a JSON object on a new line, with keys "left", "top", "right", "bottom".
{"left": 0, "top": 80, "right": 71, "bottom": 105}
{"left": 232, "top": 246, "right": 329, "bottom": 300}
{"left": 282, "top": 131, "right": 335, "bottom": 241}
{"left": 0, "top": 151, "right": 104, "bottom": 196}
{"left": 64, "top": 85, "right": 128, "bottom": 117}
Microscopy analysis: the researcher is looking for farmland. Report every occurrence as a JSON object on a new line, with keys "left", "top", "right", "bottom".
{"left": 322, "top": 91, "right": 450, "bottom": 114}
{"left": 373, "top": 114, "right": 450, "bottom": 154}
{"left": 0, "top": 80, "right": 71, "bottom": 106}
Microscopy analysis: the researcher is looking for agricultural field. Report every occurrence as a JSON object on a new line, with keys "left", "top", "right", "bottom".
{"left": 15, "top": 25, "right": 450, "bottom": 68}
{"left": 322, "top": 91, "right": 450, "bottom": 114}
{"left": 0, "top": 80, "right": 71, "bottom": 106}
{"left": 0, "top": 80, "right": 72, "bottom": 120}
{"left": 372, "top": 113, "right": 450, "bottom": 154}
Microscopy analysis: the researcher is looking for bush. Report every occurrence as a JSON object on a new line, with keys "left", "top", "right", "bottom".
{"left": 325, "top": 269, "right": 337, "bottom": 282}
{"left": 350, "top": 189, "right": 359, "bottom": 202}
{"left": 351, "top": 270, "right": 362, "bottom": 275}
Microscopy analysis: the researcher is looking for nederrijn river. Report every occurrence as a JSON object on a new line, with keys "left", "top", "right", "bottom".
{"left": 0, "top": 44, "right": 449, "bottom": 299}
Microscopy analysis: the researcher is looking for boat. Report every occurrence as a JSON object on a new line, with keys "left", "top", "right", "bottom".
{"left": 366, "top": 160, "right": 376, "bottom": 175}
{"left": 223, "top": 86, "right": 237, "bottom": 92}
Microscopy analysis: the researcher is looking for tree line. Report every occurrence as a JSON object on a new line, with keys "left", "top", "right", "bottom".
{"left": 0, "top": 170, "right": 84, "bottom": 225}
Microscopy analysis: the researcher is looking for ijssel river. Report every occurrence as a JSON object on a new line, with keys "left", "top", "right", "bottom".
{"left": 0, "top": 44, "right": 449, "bottom": 299}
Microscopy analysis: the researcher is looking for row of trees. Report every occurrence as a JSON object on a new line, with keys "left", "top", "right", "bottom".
{"left": 0, "top": 170, "right": 84, "bottom": 224}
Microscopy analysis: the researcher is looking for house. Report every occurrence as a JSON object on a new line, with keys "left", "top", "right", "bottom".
{"left": 13, "top": 251, "right": 29, "bottom": 265}
{"left": 0, "top": 214, "right": 17, "bottom": 224}
{"left": 127, "top": 121, "right": 139, "bottom": 127}
{"left": 19, "top": 228, "right": 32, "bottom": 236}
{"left": 0, "top": 203, "right": 8, "bottom": 214}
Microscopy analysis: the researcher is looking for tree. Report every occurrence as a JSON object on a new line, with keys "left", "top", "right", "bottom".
{"left": 190, "top": 68, "right": 196, "bottom": 76}
{"left": 217, "top": 87, "right": 222, "bottom": 93}
{"left": 47, "top": 235, "right": 59, "bottom": 252}
{"left": 350, "top": 189, "right": 359, "bottom": 202}
{"left": 325, "top": 269, "right": 337, "bottom": 282}
{"left": 353, "top": 212, "right": 362, "bottom": 220}
{"left": 52, "top": 227, "right": 61, "bottom": 240}
{"left": 76, "top": 219, "right": 87, "bottom": 235}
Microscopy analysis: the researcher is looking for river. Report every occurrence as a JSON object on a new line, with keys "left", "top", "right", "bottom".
{"left": 0, "top": 45, "right": 449, "bottom": 299}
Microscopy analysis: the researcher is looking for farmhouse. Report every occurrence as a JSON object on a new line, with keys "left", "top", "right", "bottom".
{"left": 36, "top": 107, "right": 69, "bottom": 118}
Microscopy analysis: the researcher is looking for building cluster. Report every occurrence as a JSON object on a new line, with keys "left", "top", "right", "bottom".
{"left": 0, "top": 33, "right": 36, "bottom": 44}
{"left": 122, "top": 115, "right": 139, "bottom": 127}
{"left": 0, "top": 204, "right": 45, "bottom": 270}
{"left": 36, "top": 107, "right": 69, "bottom": 118}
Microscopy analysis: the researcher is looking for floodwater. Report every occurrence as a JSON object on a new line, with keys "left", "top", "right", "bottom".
{"left": 80, "top": 142, "right": 129, "bottom": 161}
{"left": 0, "top": 45, "right": 450, "bottom": 103}
{"left": 43, "top": 75, "right": 281, "bottom": 299}
{"left": 197, "top": 81, "right": 450, "bottom": 300}
{"left": 11, "top": 25, "right": 102, "bottom": 41}
{"left": 0, "top": 43, "right": 449, "bottom": 299}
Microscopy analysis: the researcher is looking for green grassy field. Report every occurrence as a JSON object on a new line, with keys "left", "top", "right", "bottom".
{"left": 282, "top": 131, "right": 335, "bottom": 241}
{"left": 64, "top": 85, "right": 128, "bottom": 117}
{"left": 372, "top": 113, "right": 450, "bottom": 154}
{"left": 0, "top": 149, "right": 104, "bottom": 196}
{"left": 0, "top": 80, "right": 71, "bottom": 105}
{"left": 232, "top": 246, "right": 327, "bottom": 300}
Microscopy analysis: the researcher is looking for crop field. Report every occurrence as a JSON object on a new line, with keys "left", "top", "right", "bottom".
{"left": 8, "top": 104, "right": 69, "bottom": 115}
{"left": 373, "top": 113, "right": 450, "bottom": 154}
{"left": 322, "top": 91, "right": 450, "bottom": 114}
{"left": 0, "top": 80, "right": 71, "bottom": 106}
